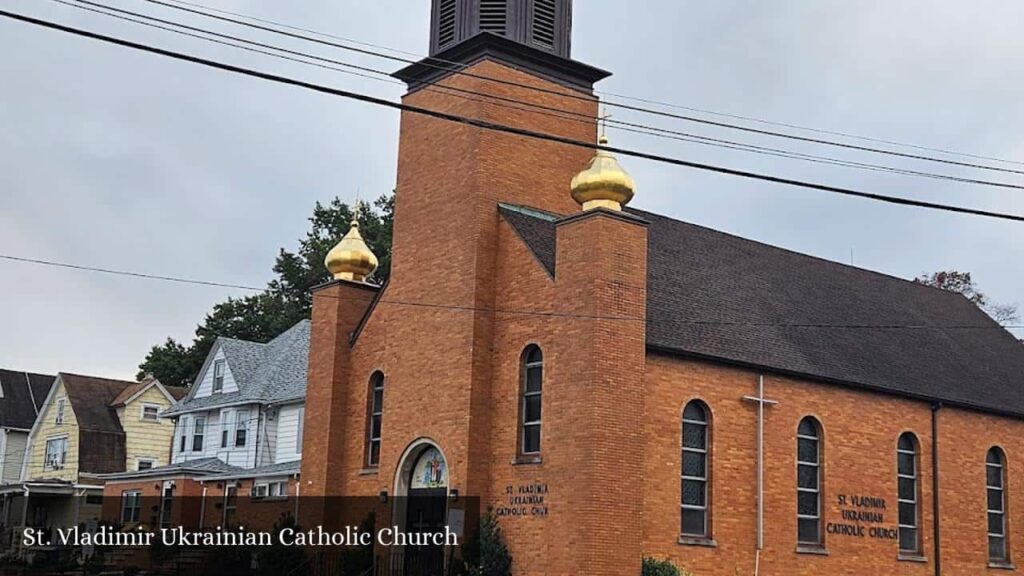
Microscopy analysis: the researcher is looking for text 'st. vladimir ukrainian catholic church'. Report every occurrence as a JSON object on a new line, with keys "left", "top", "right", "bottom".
{"left": 301, "top": 2, "right": 1024, "bottom": 575}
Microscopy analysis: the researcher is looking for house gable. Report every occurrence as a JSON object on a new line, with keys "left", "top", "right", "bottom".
{"left": 121, "top": 383, "right": 179, "bottom": 472}
{"left": 24, "top": 376, "right": 79, "bottom": 482}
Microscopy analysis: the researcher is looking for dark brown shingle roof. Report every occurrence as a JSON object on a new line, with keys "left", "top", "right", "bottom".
{"left": 500, "top": 205, "right": 1024, "bottom": 418}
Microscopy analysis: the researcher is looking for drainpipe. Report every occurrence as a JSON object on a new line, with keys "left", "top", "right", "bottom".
{"left": 294, "top": 474, "right": 301, "bottom": 519}
{"left": 931, "top": 403, "right": 942, "bottom": 576}
{"left": 199, "top": 484, "right": 207, "bottom": 529}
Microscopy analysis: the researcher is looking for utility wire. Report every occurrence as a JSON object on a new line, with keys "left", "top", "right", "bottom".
{"left": 56, "top": 0, "right": 1024, "bottom": 191}
{"left": 2, "top": 253, "right": 1021, "bottom": 331}
{"left": 5, "top": 9, "right": 1024, "bottom": 223}
{"left": 148, "top": 0, "right": 1024, "bottom": 169}
{"left": 133, "top": 0, "right": 1024, "bottom": 177}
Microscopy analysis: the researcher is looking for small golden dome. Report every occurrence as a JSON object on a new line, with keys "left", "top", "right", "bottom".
{"left": 570, "top": 135, "right": 636, "bottom": 211}
{"left": 325, "top": 219, "right": 379, "bottom": 283}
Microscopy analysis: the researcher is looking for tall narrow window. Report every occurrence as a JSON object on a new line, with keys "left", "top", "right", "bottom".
{"left": 55, "top": 397, "right": 66, "bottom": 425}
{"left": 519, "top": 346, "right": 543, "bottom": 456}
{"left": 192, "top": 416, "right": 205, "bottom": 452}
{"left": 221, "top": 410, "right": 233, "bottom": 448}
{"left": 179, "top": 416, "right": 189, "bottom": 452}
{"left": 797, "top": 417, "right": 823, "bottom": 547}
{"left": 366, "top": 372, "right": 385, "bottom": 467}
{"left": 235, "top": 410, "right": 249, "bottom": 447}
{"left": 681, "top": 401, "right": 710, "bottom": 538}
{"left": 212, "top": 359, "right": 225, "bottom": 393}
{"left": 897, "top": 433, "right": 920, "bottom": 555}
{"left": 988, "top": 447, "right": 1010, "bottom": 564}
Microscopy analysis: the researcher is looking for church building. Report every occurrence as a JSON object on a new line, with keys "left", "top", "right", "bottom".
{"left": 300, "top": 2, "right": 1024, "bottom": 575}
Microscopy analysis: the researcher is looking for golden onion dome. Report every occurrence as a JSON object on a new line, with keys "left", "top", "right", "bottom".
{"left": 570, "top": 135, "right": 636, "bottom": 211}
{"left": 325, "top": 219, "right": 379, "bottom": 283}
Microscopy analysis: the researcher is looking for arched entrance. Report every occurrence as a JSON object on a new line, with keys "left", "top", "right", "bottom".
{"left": 393, "top": 440, "right": 449, "bottom": 576}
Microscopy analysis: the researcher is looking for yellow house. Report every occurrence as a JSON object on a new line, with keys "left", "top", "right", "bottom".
{"left": 1, "top": 373, "right": 185, "bottom": 546}
{"left": 23, "top": 373, "right": 185, "bottom": 483}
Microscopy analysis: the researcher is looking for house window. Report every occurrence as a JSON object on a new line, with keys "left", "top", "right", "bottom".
{"left": 192, "top": 416, "right": 205, "bottom": 452}
{"left": 366, "top": 372, "right": 385, "bottom": 467}
{"left": 253, "top": 480, "right": 288, "bottom": 500}
{"left": 797, "top": 417, "right": 823, "bottom": 547}
{"left": 519, "top": 346, "right": 543, "bottom": 456}
{"left": 212, "top": 359, "right": 225, "bottom": 393}
{"left": 221, "top": 411, "right": 233, "bottom": 448}
{"left": 55, "top": 397, "right": 66, "bottom": 425}
{"left": 235, "top": 410, "right": 249, "bottom": 447}
{"left": 179, "top": 417, "right": 189, "bottom": 452}
{"left": 121, "top": 491, "right": 141, "bottom": 523}
{"left": 897, "top": 433, "right": 920, "bottom": 555}
{"left": 681, "top": 401, "right": 710, "bottom": 539}
{"left": 141, "top": 404, "right": 160, "bottom": 422}
{"left": 44, "top": 437, "right": 68, "bottom": 470}
{"left": 269, "top": 481, "right": 286, "bottom": 497}
{"left": 988, "top": 447, "right": 1010, "bottom": 564}
{"left": 296, "top": 407, "right": 304, "bottom": 454}
{"left": 137, "top": 459, "right": 155, "bottom": 471}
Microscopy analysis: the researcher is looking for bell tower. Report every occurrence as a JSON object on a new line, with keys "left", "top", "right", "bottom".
{"left": 429, "top": 0, "right": 573, "bottom": 57}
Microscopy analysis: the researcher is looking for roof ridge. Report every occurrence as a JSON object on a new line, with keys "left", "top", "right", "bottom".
{"left": 625, "top": 206, "right": 971, "bottom": 300}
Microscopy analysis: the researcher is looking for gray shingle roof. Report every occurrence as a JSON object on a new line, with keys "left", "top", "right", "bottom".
{"left": 99, "top": 457, "right": 243, "bottom": 480}
{"left": 201, "top": 460, "right": 301, "bottom": 481}
{"left": 0, "top": 369, "right": 54, "bottom": 430}
{"left": 499, "top": 204, "right": 1024, "bottom": 418}
{"left": 165, "top": 321, "right": 309, "bottom": 416}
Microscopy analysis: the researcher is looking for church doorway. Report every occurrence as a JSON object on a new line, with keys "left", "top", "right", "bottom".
{"left": 393, "top": 440, "right": 449, "bottom": 576}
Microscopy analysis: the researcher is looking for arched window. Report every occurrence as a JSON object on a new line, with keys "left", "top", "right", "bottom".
{"left": 365, "top": 372, "right": 385, "bottom": 468}
{"left": 897, "top": 433, "right": 921, "bottom": 555}
{"left": 519, "top": 346, "right": 543, "bottom": 456}
{"left": 797, "top": 417, "right": 823, "bottom": 547}
{"left": 681, "top": 401, "right": 710, "bottom": 538}
{"left": 988, "top": 447, "right": 1009, "bottom": 564}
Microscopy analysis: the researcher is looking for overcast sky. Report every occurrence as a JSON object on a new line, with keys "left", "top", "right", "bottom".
{"left": 1, "top": 0, "right": 1021, "bottom": 380}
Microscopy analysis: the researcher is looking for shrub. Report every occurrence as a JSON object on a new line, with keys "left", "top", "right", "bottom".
{"left": 463, "top": 508, "right": 512, "bottom": 576}
{"left": 642, "top": 557, "right": 690, "bottom": 576}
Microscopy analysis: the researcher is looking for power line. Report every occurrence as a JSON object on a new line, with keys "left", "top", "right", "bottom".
{"left": 2, "top": 252, "right": 1021, "bottom": 331}
{"left": 146, "top": 0, "right": 1024, "bottom": 169}
{"left": 55, "top": 0, "right": 1024, "bottom": 192}
{"left": 133, "top": 0, "right": 1024, "bottom": 177}
{"left": 5, "top": 9, "right": 1024, "bottom": 224}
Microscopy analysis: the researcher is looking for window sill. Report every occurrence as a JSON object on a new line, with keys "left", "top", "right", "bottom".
{"left": 795, "top": 545, "right": 829, "bottom": 556}
{"left": 678, "top": 536, "right": 716, "bottom": 548}
{"left": 359, "top": 468, "right": 379, "bottom": 476}
{"left": 250, "top": 496, "right": 288, "bottom": 503}
{"left": 897, "top": 554, "right": 927, "bottom": 563}
{"left": 989, "top": 561, "right": 1016, "bottom": 571}
{"left": 511, "top": 455, "right": 543, "bottom": 466}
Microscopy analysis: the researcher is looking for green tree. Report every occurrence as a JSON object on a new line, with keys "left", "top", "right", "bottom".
{"left": 138, "top": 193, "right": 394, "bottom": 387}
{"left": 914, "top": 270, "right": 1019, "bottom": 325}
